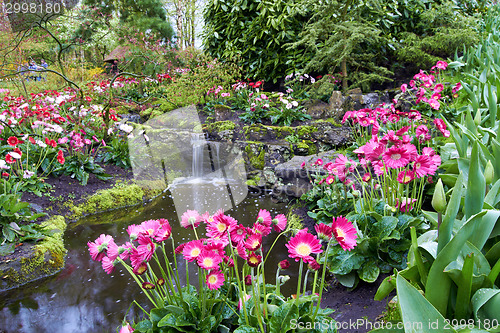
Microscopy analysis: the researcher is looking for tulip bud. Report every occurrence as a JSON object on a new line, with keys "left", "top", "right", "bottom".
{"left": 432, "top": 179, "right": 447, "bottom": 213}
{"left": 485, "top": 160, "right": 494, "bottom": 185}
{"left": 474, "top": 110, "right": 482, "bottom": 125}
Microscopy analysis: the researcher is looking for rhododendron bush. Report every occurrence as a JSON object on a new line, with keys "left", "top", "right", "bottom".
{"left": 89, "top": 209, "right": 357, "bottom": 332}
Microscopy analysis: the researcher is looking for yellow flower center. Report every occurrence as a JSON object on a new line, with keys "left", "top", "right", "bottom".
{"left": 208, "top": 275, "right": 218, "bottom": 284}
{"left": 249, "top": 256, "right": 259, "bottom": 264}
{"left": 335, "top": 227, "right": 346, "bottom": 240}
{"left": 415, "top": 162, "right": 421, "bottom": 169}
{"left": 404, "top": 176, "right": 411, "bottom": 183}
{"left": 296, "top": 243, "right": 311, "bottom": 256}
{"left": 217, "top": 223, "right": 226, "bottom": 232}
{"left": 203, "top": 258, "right": 214, "bottom": 267}
{"left": 191, "top": 248, "right": 201, "bottom": 257}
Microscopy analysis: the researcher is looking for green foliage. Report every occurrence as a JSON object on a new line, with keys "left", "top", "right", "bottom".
{"left": 0, "top": 180, "right": 46, "bottom": 246}
{"left": 98, "top": 136, "right": 131, "bottom": 169}
{"left": 56, "top": 155, "right": 112, "bottom": 186}
{"left": 203, "top": 0, "right": 313, "bottom": 82}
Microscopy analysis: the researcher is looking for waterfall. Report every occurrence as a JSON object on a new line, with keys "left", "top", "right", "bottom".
{"left": 191, "top": 132, "right": 206, "bottom": 178}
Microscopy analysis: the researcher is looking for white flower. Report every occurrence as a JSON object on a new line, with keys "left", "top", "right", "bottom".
{"left": 23, "top": 170, "right": 35, "bottom": 179}
{"left": 36, "top": 140, "right": 47, "bottom": 148}
{"left": 311, "top": 77, "right": 316, "bottom": 83}
{"left": 292, "top": 101, "right": 298, "bottom": 107}
{"left": 119, "top": 123, "right": 134, "bottom": 133}
{"left": 108, "top": 127, "right": 115, "bottom": 135}
{"left": 281, "top": 99, "right": 289, "bottom": 105}
{"left": 0, "top": 160, "right": 8, "bottom": 169}
{"left": 10, "top": 152, "right": 21, "bottom": 159}
{"left": 286, "top": 103, "right": 293, "bottom": 109}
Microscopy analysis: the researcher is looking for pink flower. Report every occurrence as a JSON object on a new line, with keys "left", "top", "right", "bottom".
{"left": 279, "top": 259, "right": 290, "bottom": 269}
{"left": 256, "top": 209, "right": 272, "bottom": 227}
{"left": 245, "top": 234, "right": 262, "bottom": 251}
{"left": 434, "top": 83, "right": 444, "bottom": 93}
{"left": 314, "top": 223, "right": 333, "bottom": 241}
{"left": 428, "top": 98, "right": 440, "bottom": 110}
{"left": 413, "top": 155, "right": 433, "bottom": 178}
{"left": 452, "top": 82, "right": 462, "bottom": 94}
{"left": 139, "top": 219, "right": 160, "bottom": 238}
{"left": 206, "top": 270, "right": 225, "bottom": 290}
{"left": 397, "top": 169, "right": 415, "bottom": 184}
{"left": 286, "top": 229, "right": 323, "bottom": 262}
{"left": 273, "top": 214, "right": 287, "bottom": 232}
{"left": 416, "top": 125, "right": 431, "bottom": 143}
{"left": 155, "top": 219, "right": 172, "bottom": 242}
{"left": 236, "top": 241, "right": 248, "bottom": 260}
{"left": 119, "top": 323, "right": 135, "bottom": 333}
{"left": 88, "top": 234, "right": 114, "bottom": 262}
{"left": 436, "top": 61, "right": 448, "bottom": 70}
{"left": 197, "top": 250, "right": 223, "bottom": 270}
{"left": 207, "top": 212, "right": 237, "bottom": 238}
{"left": 397, "top": 197, "right": 418, "bottom": 213}
{"left": 230, "top": 224, "right": 247, "bottom": 243}
{"left": 183, "top": 240, "right": 205, "bottom": 262}
{"left": 383, "top": 146, "right": 411, "bottom": 169}
{"left": 238, "top": 294, "right": 251, "bottom": 311}
{"left": 136, "top": 236, "right": 155, "bottom": 262}
{"left": 181, "top": 210, "right": 202, "bottom": 229}
{"left": 434, "top": 118, "right": 450, "bottom": 137}
{"left": 331, "top": 216, "right": 357, "bottom": 251}
{"left": 102, "top": 256, "right": 117, "bottom": 274}
{"left": 252, "top": 222, "right": 271, "bottom": 237}
{"left": 247, "top": 252, "right": 262, "bottom": 267}
{"left": 362, "top": 173, "right": 371, "bottom": 182}
{"left": 127, "top": 224, "right": 142, "bottom": 241}
{"left": 315, "top": 158, "right": 323, "bottom": 166}
{"left": 400, "top": 84, "right": 407, "bottom": 93}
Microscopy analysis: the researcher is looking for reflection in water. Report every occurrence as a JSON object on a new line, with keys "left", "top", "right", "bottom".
{"left": 0, "top": 192, "right": 291, "bottom": 333}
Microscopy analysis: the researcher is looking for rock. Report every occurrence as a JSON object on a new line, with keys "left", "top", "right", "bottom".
{"left": 214, "top": 105, "right": 232, "bottom": 121}
{"left": 328, "top": 91, "right": 345, "bottom": 121}
{"left": 306, "top": 100, "right": 331, "bottom": 119}
{"left": 311, "top": 123, "right": 351, "bottom": 147}
{"left": 119, "top": 113, "right": 142, "bottom": 123}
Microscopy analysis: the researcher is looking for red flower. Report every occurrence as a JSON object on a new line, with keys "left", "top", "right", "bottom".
{"left": 2, "top": 172, "right": 9, "bottom": 177}
{"left": 5, "top": 154, "right": 15, "bottom": 164}
{"left": 7, "top": 136, "right": 19, "bottom": 146}
{"left": 49, "top": 139, "right": 57, "bottom": 148}
{"left": 29, "top": 137, "right": 36, "bottom": 144}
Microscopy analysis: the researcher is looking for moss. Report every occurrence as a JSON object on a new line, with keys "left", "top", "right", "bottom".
{"left": 264, "top": 125, "right": 294, "bottom": 138}
{"left": 243, "top": 124, "right": 267, "bottom": 140}
{"left": 313, "top": 118, "right": 342, "bottom": 127}
{"left": 286, "top": 212, "right": 304, "bottom": 231}
{"left": 296, "top": 125, "right": 318, "bottom": 138}
{"left": 1, "top": 216, "right": 67, "bottom": 290}
{"left": 205, "top": 120, "right": 236, "bottom": 133}
{"left": 244, "top": 143, "right": 266, "bottom": 170}
{"left": 68, "top": 182, "right": 148, "bottom": 219}
{"left": 246, "top": 179, "right": 257, "bottom": 186}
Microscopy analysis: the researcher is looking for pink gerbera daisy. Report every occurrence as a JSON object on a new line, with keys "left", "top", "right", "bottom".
{"left": 196, "top": 250, "right": 223, "bottom": 270}
{"left": 397, "top": 197, "right": 418, "bottom": 213}
{"left": 154, "top": 219, "right": 172, "bottom": 242}
{"left": 139, "top": 219, "right": 160, "bottom": 238}
{"left": 136, "top": 235, "right": 156, "bottom": 262}
{"left": 181, "top": 210, "right": 203, "bottom": 229}
{"left": 256, "top": 209, "right": 272, "bottom": 227}
{"left": 383, "top": 146, "right": 410, "bottom": 169}
{"left": 88, "top": 234, "right": 115, "bottom": 262}
{"left": 285, "top": 229, "right": 323, "bottom": 262}
{"left": 252, "top": 222, "right": 271, "bottom": 236}
{"left": 127, "top": 224, "right": 143, "bottom": 241}
{"left": 315, "top": 223, "right": 333, "bottom": 241}
{"left": 206, "top": 270, "right": 225, "bottom": 290}
{"left": 102, "top": 256, "right": 117, "bottom": 274}
{"left": 207, "top": 213, "right": 237, "bottom": 238}
{"left": 272, "top": 214, "right": 287, "bottom": 232}
{"left": 230, "top": 224, "right": 248, "bottom": 243}
{"left": 236, "top": 241, "right": 248, "bottom": 259}
{"left": 331, "top": 216, "right": 357, "bottom": 251}
{"left": 119, "top": 323, "right": 135, "bottom": 333}
{"left": 413, "top": 155, "right": 433, "bottom": 178}
{"left": 182, "top": 240, "right": 205, "bottom": 262}
{"left": 244, "top": 234, "right": 262, "bottom": 251}
{"left": 397, "top": 169, "right": 415, "bottom": 184}
{"left": 247, "top": 252, "right": 262, "bottom": 267}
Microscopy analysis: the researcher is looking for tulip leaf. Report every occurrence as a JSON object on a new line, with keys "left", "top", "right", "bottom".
{"left": 454, "top": 253, "right": 474, "bottom": 320}
{"left": 438, "top": 173, "right": 464, "bottom": 253}
{"left": 464, "top": 143, "right": 485, "bottom": 220}
{"left": 472, "top": 288, "right": 500, "bottom": 323}
{"left": 426, "top": 211, "right": 487, "bottom": 316}
{"left": 469, "top": 210, "right": 500, "bottom": 250}
{"left": 397, "top": 275, "right": 456, "bottom": 332}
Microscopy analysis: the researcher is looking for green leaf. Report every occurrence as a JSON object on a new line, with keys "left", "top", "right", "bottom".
{"left": 372, "top": 216, "right": 398, "bottom": 239}
{"left": 397, "top": 275, "right": 456, "bottom": 332}
{"left": 438, "top": 173, "right": 464, "bottom": 253}
{"left": 327, "top": 247, "right": 364, "bottom": 275}
{"left": 464, "top": 143, "right": 485, "bottom": 220}
{"left": 164, "top": 305, "right": 184, "bottom": 316}
{"left": 270, "top": 302, "right": 299, "bottom": 332}
{"left": 472, "top": 288, "right": 500, "bottom": 322}
{"left": 133, "top": 319, "right": 153, "bottom": 332}
{"left": 233, "top": 325, "right": 260, "bottom": 333}
{"left": 358, "top": 260, "right": 380, "bottom": 283}
{"left": 0, "top": 243, "right": 15, "bottom": 255}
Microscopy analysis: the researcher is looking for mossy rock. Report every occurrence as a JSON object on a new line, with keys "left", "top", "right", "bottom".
{"left": 0, "top": 216, "right": 67, "bottom": 291}
{"left": 244, "top": 142, "right": 266, "bottom": 170}
{"left": 67, "top": 182, "right": 161, "bottom": 220}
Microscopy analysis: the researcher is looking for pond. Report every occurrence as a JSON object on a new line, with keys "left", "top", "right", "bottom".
{"left": 0, "top": 190, "right": 292, "bottom": 333}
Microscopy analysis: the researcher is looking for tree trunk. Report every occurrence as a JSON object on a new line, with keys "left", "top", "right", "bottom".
{"left": 176, "top": 0, "right": 184, "bottom": 49}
